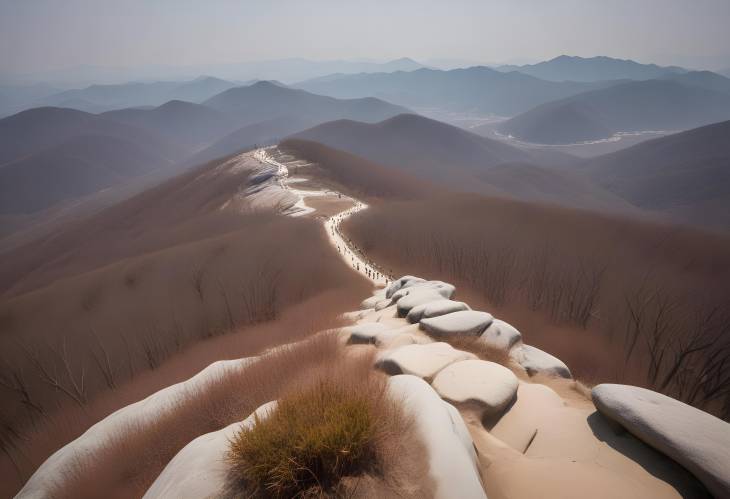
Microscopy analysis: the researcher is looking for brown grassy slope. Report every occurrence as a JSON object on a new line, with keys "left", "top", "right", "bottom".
{"left": 0, "top": 150, "right": 371, "bottom": 491}
{"left": 280, "top": 139, "right": 439, "bottom": 201}
{"left": 0, "top": 152, "right": 249, "bottom": 296}
{"left": 344, "top": 194, "right": 730, "bottom": 418}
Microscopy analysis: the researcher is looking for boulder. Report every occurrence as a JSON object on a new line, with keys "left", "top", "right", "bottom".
{"left": 341, "top": 323, "right": 391, "bottom": 345}
{"left": 592, "top": 384, "right": 730, "bottom": 499}
{"left": 385, "top": 275, "right": 426, "bottom": 298}
{"left": 432, "top": 360, "right": 519, "bottom": 416}
{"left": 376, "top": 342, "right": 477, "bottom": 381}
{"left": 387, "top": 375, "right": 486, "bottom": 499}
{"left": 510, "top": 344, "right": 572, "bottom": 379}
{"left": 143, "top": 401, "right": 278, "bottom": 498}
{"left": 16, "top": 357, "right": 258, "bottom": 499}
{"left": 406, "top": 299, "right": 471, "bottom": 323}
{"left": 420, "top": 311, "right": 494, "bottom": 338}
{"left": 374, "top": 298, "right": 394, "bottom": 311}
{"left": 479, "top": 319, "right": 523, "bottom": 352}
{"left": 396, "top": 289, "right": 449, "bottom": 316}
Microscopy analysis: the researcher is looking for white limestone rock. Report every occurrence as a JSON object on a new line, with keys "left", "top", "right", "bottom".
{"left": 143, "top": 401, "right": 278, "bottom": 499}
{"left": 396, "top": 289, "right": 449, "bottom": 316}
{"left": 385, "top": 275, "right": 426, "bottom": 298}
{"left": 420, "top": 311, "right": 494, "bottom": 338}
{"left": 479, "top": 319, "right": 523, "bottom": 352}
{"left": 376, "top": 342, "right": 477, "bottom": 381}
{"left": 374, "top": 298, "right": 394, "bottom": 311}
{"left": 406, "top": 299, "right": 471, "bottom": 323}
{"left": 432, "top": 359, "right": 519, "bottom": 416}
{"left": 17, "top": 357, "right": 258, "bottom": 499}
{"left": 341, "top": 323, "right": 414, "bottom": 348}
{"left": 387, "top": 375, "right": 486, "bottom": 499}
{"left": 510, "top": 344, "right": 572, "bottom": 379}
{"left": 592, "top": 384, "right": 730, "bottom": 499}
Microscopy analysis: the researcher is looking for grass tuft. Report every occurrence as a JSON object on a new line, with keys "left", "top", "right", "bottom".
{"left": 228, "top": 379, "right": 381, "bottom": 497}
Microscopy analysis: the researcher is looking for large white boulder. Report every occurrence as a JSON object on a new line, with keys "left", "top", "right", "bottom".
{"left": 396, "top": 289, "right": 450, "bottom": 316}
{"left": 16, "top": 357, "right": 257, "bottom": 499}
{"left": 143, "top": 401, "right": 278, "bottom": 498}
{"left": 592, "top": 384, "right": 730, "bottom": 499}
{"left": 376, "top": 342, "right": 477, "bottom": 381}
{"left": 406, "top": 299, "right": 471, "bottom": 323}
{"left": 432, "top": 359, "right": 519, "bottom": 416}
{"left": 510, "top": 344, "right": 572, "bottom": 379}
{"left": 420, "top": 311, "right": 494, "bottom": 338}
{"left": 387, "top": 375, "right": 486, "bottom": 499}
{"left": 479, "top": 319, "right": 523, "bottom": 352}
{"left": 385, "top": 275, "right": 426, "bottom": 298}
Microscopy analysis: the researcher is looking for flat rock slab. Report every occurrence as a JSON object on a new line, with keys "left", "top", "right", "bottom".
{"left": 376, "top": 342, "right": 477, "bottom": 381}
{"left": 421, "top": 311, "right": 494, "bottom": 338}
{"left": 388, "top": 375, "right": 486, "bottom": 499}
{"left": 407, "top": 299, "right": 471, "bottom": 323}
{"left": 396, "top": 289, "right": 451, "bottom": 316}
{"left": 479, "top": 319, "right": 523, "bottom": 352}
{"left": 432, "top": 359, "right": 519, "bottom": 416}
{"left": 511, "top": 344, "right": 572, "bottom": 379}
{"left": 592, "top": 383, "right": 730, "bottom": 498}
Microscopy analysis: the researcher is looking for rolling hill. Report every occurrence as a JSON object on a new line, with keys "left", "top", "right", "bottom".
{"left": 495, "top": 55, "right": 686, "bottom": 82}
{"left": 295, "top": 66, "right": 616, "bottom": 116}
{"left": 499, "top": 78, "right": 730, "bottom": 144}
{"left": 102, "top": 100, "right": 237, "bottom": 149}
{"left": 0, "top": 107, "right": 189, "bottom": 219}
{"left": 584, "top": 120, "right": 730, "bottom": 231}
{"left": 0, "top": 135, "right": 174, "bottom": 215}
{"left": 203, "top": 80, "right": 410, "bottom": 127}
{"left": 290, "top": 114, "right": 632, "bottom": 212}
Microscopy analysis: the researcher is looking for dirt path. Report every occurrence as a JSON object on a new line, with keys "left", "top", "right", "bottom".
{"left": 253, "top": 146, "right": 389, "bottom": 286}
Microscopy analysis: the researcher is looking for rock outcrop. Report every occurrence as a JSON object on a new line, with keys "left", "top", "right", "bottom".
{"left": 432, "top": 359, "right": 519, "bottom": 416}
{"left": 375, "top": 342, "right": 477, "bottom": 381}
{"left": 420, "top": 310, "right": 494, "bottom": 337}
{"left": 593, "top": 384, "right": 730, "bottom": 498}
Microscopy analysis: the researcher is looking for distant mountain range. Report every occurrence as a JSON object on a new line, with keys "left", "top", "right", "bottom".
{"left": 0, "top": 82, "right": 408, "bottom": 221}
{"left": 296, "top": 66, "right": 616, "bottom": 116}
{"left": 495, "top": 55, "right": 687, "bottom": 82}
{"left": 499, "top": 72, "right": 730, "bottom": 144}
{"left": 36, "top": 76, "right": 240, "bottom": 113}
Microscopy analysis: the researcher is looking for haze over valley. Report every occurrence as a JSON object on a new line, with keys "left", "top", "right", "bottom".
{"left": 2, "top": 1, "right": 730, "bottom": 498}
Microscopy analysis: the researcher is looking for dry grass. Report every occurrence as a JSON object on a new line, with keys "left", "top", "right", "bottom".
{"left": 225, "top": 352, "right": 423, "bottom": 498}
{"left": 345, "top": 194, "right": 730, "bottom": 419}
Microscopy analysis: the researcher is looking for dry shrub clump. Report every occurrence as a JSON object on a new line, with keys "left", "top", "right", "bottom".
{"left": 225, "top": 353, "right": 429, "bottom": 498}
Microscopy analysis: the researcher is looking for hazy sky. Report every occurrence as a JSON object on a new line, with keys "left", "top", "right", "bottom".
{"left": 2, "top": 0, "right": 730, "bottom": 75}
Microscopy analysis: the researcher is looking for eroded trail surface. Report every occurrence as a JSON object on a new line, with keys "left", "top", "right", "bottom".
{"left": 253, "top": 147, "right": 389, "bottom": 285}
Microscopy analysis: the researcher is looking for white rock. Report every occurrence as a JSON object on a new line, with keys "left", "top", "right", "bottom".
{"left": 342, "top": 323, "right": 407, "bottom": 347}
{"left": 385, "top": 275, "right": 426, "bottom": 298}
{"left": 376, "top": 342, "right": 477, "bottom": 381}
{"left": 396, "top": 289, "right": 449, "bottom": 316}
{"left": 406, "top": 299, "right": 471, "bottom": 323}
{"left": 143, "top": 401, "right": 278, "bottom": 499}
{"left": 479, "top": 319, "right": 523, "bottom": 351}
{"left": 510, "top": 344, "right": 572, "bottom": 379}
{"left": 420, "top": 311, "right": 494, "bottom": 338}
{"left": 374, "top": 298, "right": 394, "bottom": 311}
{"left": 592, "top": 384, "right": 730, "bottom": 499}
{"left": 16, "top": 357, "right": 257, "bottom": 499}
{"left": 432, "top": 360, "right": 519, "bottom": 416}
{"left": 387, "top": 375, "right": 486, "bottom": 499}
